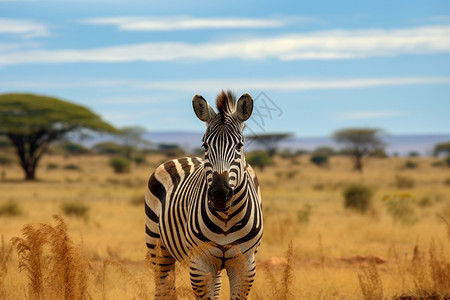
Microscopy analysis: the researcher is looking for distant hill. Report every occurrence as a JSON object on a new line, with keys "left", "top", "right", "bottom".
{"left": 143, "top": 131, "right": 450, "bottom": 156}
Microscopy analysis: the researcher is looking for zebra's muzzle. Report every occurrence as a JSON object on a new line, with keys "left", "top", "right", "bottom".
{"left": 207, "top": 172, "right": 233, "bottom": 211}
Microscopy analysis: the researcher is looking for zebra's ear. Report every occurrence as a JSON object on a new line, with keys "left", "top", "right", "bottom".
{"left": 235, "top": 93, "right": 253, "bottom": 122}
{"left": 193, "top": 95, "right": 216, "bottom": 123}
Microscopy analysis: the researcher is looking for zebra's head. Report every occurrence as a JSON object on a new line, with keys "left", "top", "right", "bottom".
{"left": 193, "top": 90, "right": 253, "bottom": 211}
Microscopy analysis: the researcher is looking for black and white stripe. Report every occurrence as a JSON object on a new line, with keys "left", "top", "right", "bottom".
{"left": 145, "top": 91, "right": 263, "bottom": 299}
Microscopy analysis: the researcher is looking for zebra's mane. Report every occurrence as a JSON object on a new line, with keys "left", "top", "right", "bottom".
{"left": 216, "top": 90, "right": 236, "bottom": 116}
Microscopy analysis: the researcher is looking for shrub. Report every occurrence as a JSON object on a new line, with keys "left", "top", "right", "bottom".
{"left": 310, "top": 154, "right": 329, "bottom": 167}
{"left": 297, "top": 204, "right": 312, "bottom": 223}
{"left": 343, "top": 183, "right": 373, "bottom": 213}
{"left": 61, "top": 202, "right": 90, "bottom": 219}
{"left": 395, "top": 175, "right": 415, "bottom": 189}
{"left": 0, "top": 154, "right": 13, "bottom": 166}
{"left": 246, "top": 151, "right": 272, "bottom": 170}
{"left": 109, "top": 157, "right": 130, "bottom": 173}
{"left": 0, "top": 201, "right": 22, "bottom": 217}
{"left": 383, "top": 193, "right": 417, "bottom": 225}
{"left": 133, "top": 155, "right": 147, "bottom": 166}
{"left": 446, "top": 155, "right": 450, "bottom": 167}
{"left": 47, "top": 163, "right": 59, "bottom": 170}
{"left": 404, "top": 160, "right": 418, "bottom": 169}
{"left": 63, "top": 164, "right": 82, "bottom": 171}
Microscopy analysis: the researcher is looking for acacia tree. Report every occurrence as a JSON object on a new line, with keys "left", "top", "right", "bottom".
{"left": 246, "top": 133, "right": 292, "bottom": 157}
{"left": 0, "top": 93, "right": 116, "bottom": 180}
{"left": 333, "top": 128, "right": 385, "bottom": 172}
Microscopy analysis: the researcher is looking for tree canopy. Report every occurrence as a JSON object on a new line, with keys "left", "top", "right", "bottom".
{"left": 433, "top": 141, "right": 450, "bottom": 156}
{"left": 333, "top": 128, "right": 385, "bottom": 172}
{"left": 0, "top": 93, "right": 116, "bottom": 180}
{"left": 246, "top": 133, "right": 292, "bottom": 157}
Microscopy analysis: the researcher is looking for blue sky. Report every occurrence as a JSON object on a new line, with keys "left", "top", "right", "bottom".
{"left": 1, "top": 0, "right": 450, "bottom": 137}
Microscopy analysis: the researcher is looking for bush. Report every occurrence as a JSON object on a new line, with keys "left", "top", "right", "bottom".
{"left": 61, "top": 202, "right": 90, "bottom": 219}
{"left": 47, "top": 163, "right": 59, "bottom": 170}
{"left": 109, "top": 157, "right": 130, "bottom": 173}
{"left": 342, "top": 183, "right": 373, "bottom": 213}
{"left": 0, "top": 154, "right": 14, "bottom": 166}
{"left": 404, "top": 160, "right": 418, "bottom": 169}
{"left": 0, "top": 201, "right": 22, "bottom": 217}
{"left": 63, "top": 164, "right": 82, "bottom": 171}
{"left": 310, "top": 154, "right": 329, "bottom": 167}
{"left": 246, "top": 151, "right": 272, "bottom": 170}
{"left": 133, "top": 155, "right": 147, "bottom": 166}
{"left": 297, "top": 204, "right": 312, "bottom": 223}
{"left": 446, "top": 155, "right": 450, "bottom": 167}
{"left": 383, "top": 193, "right": 417, "bottom": 225}
{"left": 395, "top": 175, "right": 415, "bottom": 189}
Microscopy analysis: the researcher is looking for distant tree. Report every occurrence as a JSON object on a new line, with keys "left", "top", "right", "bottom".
{"left": 58, "top": 141, "right": 90, "bottom": 155}
{"left": 247, "top": 133, "right": 292, "bottom": 157}
{"left": 93, "top": 141, "right": 124, "bottom": 155}
{"left": 333, "top": 128, "right": 385, "bottom": 172}
{"left": 116, "top": 126, "right": 151, "bottom": 160}
{"left": 158, "top": 143, "right": 185, "bottom": 158}
{"left": 433, "top": 142, "right": 450, "bottom": 156}
{"left": 313, "top": 146, "right": 335, "bottom": 156}
{"left": 0, "top": 93, "right": 116, "bottom": 180}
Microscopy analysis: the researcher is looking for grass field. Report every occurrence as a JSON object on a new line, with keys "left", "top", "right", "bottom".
{"left": 1, "top": 153, "right": 450, "bottom": 299}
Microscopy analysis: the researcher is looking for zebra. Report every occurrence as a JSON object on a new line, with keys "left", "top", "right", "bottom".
{"left": 145, "top": 90, "right": 263, "bottom": 299}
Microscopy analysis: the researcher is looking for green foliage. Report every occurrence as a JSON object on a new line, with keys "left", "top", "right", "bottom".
{"left": 133, "top": 155, "right": 147, "bottom": 166}
{"left": 297, "top": 204, "right": 312, "bottom": 223}
{"left": 342, "top": 183, "right": 373, "bottom": 213}
{"left": 0, "top": 201, "right": 22, "bottom": 217}
{"left": 0, "top": 154, "right": 14, "bottom": 166}
{"left": 109, "top": 157, "right": 130, "bottom": 173}
{"left": 404, "top": 160, "right": 418, "bottom": 169}
{"left": 58, "top": 142, "right": 90, "bottom": 155}
{"left": 445, "top": 155, "right": 450, "bottom": 167}
{"left": 158, "top": 144, "right": 185, "bottom": 158}
{"left": 63, "top": 164, "right": 82, "bottom": 171}
{"left": 333, "top": 128, "right": 385, "bottom": 171}
{"left": 0, "top": 93, "right": 116, "bottom": 180}
{"left": 383, "top": 193, "right": 417, "bottom": 225}
{"left": 93, "top": 142, "right": 125, "bottom": 155}
{"left": 433, "top": 141, "right": 450, "bottom": 156}
{"left": 47, "top": 163, "right": 59, "bottom": 170}
{"left": 61, "top": 202, "right": 90, "bottom": 219}
{"left": 313, "top": 146, "right": 335, "bottom": 156}
{"left": 246, "top": 151, "right": 273, "bottom": 170}
{"left": 395, "top": 175, "right": 415, "bottom": 189}
{"left": 310, "top": 154, "right": 329, "bottom": 167}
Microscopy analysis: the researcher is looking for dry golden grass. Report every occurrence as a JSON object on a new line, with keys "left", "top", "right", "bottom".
{"left": 0, "top": 153, "right": 449, "bottom": 299}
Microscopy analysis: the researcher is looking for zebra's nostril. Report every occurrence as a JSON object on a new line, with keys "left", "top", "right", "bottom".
{"left": 207, "top": 188, "right": 214, "bottom": 200}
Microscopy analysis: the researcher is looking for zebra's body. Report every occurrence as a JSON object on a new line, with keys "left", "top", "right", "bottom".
{"left": 145, "top": 91, "right": 263, "bottom": 299}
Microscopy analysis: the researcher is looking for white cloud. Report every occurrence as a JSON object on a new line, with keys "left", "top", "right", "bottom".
{"left": 341, "top": 111, "right": 407, "bottom": 120}
{"left": 1, "top": 25, "right": 450, "bottom": 66}
{"left": 1, "top": 77, "right": 449, "bottom": 92}
{"left": 0, "top": 18, "right": 49, "bottom": 38}
{"left": 81, "top": 16, "right": 287, "bottom": 31}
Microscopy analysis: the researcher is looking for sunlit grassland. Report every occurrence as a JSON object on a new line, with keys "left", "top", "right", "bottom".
{"left": 1, "top": 153, "right": 449, "bottom": 299}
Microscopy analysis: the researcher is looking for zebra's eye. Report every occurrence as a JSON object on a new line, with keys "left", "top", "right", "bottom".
{"left": 236, "top": 143, "right": 243, "bottom": 151}
{"left": 202, "top": 143, "right": 209, "bottom": 151}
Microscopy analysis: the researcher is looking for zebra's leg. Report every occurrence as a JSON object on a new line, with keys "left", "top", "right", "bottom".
{"left": 189, "top": 258, "right": 221, "bottom": 299}
{"left": 149, "top": 243, "right": 177, "bottom": 299}
{"left": 226, "top": 253, "right": 256, "bottom": 300}
{"left": 212, "top": 270, "right": 222, "bottom": 299}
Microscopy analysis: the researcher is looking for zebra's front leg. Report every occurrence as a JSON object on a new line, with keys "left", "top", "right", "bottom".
{"left": 226, "top": 254, "right": 256, "bottom": 300}
{"left": 189, "top": 259, "right": 221, "bottom": 299}
{"left": 149, "top": 245, "right": 177, "bottom": 299}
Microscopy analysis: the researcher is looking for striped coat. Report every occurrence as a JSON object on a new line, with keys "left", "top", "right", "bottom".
{"left": 145, "top": 91, "right": 263, "bottom": 299}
